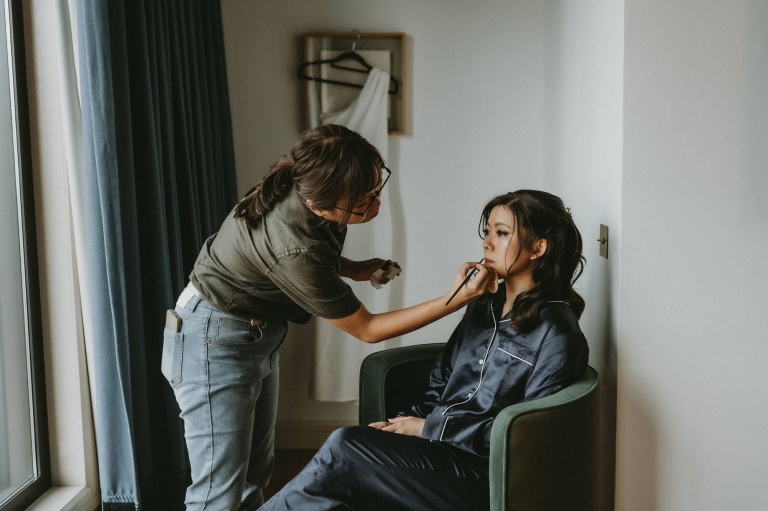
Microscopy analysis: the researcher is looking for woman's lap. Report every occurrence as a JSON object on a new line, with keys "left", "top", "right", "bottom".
{"left": 261, "top": 426, "right": 490, "bottom": 511}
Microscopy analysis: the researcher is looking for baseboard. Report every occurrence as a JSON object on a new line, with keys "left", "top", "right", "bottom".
{"left": 275, "top": 420, "right": 357, "bottom": 449}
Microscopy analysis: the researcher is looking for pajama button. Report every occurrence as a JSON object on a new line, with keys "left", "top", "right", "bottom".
{"left": 478, "top": 359, "right": 484, "bottom": 365}
{"left": 467, "top": 392, "right": 473, "bottom": 398}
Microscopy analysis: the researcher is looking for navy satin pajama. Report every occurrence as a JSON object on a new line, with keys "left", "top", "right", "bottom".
{"left": 261, "top": 289, "right": 589, "bottom": 510}
{"left": 260, "top": 426, "right": 489, "bottom": 510}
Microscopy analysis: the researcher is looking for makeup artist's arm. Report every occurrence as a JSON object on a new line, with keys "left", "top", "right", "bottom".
{"left": 327, "top": 262, "right": 497, "bottom": 343}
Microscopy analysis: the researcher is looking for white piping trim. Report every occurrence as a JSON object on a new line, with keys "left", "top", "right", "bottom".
{"left": 497, "top": 347, "right": 533, "bottom": 366}
{"left": 442, "top": 305, "right": 499, "bottom": 416}
{"left": 439, "top": 416, "right": 449, "bottom": 441}
{"left": 499, "top": 301, "right": 569, "bottom": 324}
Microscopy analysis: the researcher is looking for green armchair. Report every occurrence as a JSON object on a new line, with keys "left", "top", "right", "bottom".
{"left": 359, "top": 343, "right": 600, "bottom": 511}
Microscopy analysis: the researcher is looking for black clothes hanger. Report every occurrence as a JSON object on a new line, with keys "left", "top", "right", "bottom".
{"left": 297, "top": 36, "right": 400, "bottom": 95}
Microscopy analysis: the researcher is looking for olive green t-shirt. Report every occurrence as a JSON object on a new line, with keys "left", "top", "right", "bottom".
{"left": 189, "top": 188, "right": 361, "bottom": 323}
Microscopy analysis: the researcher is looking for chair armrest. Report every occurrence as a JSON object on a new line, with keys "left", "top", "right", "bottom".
{"left": 489, "top": 366, "right": 600, "bottom": 511}
{"left": 359, "top": 343, "right": 446, "bottom": 426}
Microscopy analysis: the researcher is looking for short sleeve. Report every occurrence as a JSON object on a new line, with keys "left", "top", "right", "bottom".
{"left": 267, "top": 247, "right": 361, "bottom": 319}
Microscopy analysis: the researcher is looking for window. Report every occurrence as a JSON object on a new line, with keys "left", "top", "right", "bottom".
{"left": 0, "top": 0, "right": 51, "bottom": 509}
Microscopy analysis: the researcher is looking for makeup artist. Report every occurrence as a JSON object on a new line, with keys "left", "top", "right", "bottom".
{"left": 160, "top": 124, "right": 497, "bottom": 510}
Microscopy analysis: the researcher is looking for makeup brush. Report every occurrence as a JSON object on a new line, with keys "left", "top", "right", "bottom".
{"left": 445, "top": 259, "right": 484, "bottom": 306}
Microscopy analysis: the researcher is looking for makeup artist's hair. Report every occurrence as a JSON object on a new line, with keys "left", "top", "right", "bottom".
{"left": 477, "top": 190, "right": 585, "bottom": 333}
{"left": 234, "top": 124, "right": 383, "bottom": 229}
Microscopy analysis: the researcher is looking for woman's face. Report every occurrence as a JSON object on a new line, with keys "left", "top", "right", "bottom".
{"left": 482, "top": 206, "right": 532, "bottom": 277}
{"left": 324, "top": 191, "right": 381, "bottom": 225}
{"left": 321, "top": 166, "right": 387, "bottom": 224}
{"left": 349, "top": 191, "right": 381, "bottom": 224}
{"left": 309, "top": 191, "right": 381, "bottom": 225}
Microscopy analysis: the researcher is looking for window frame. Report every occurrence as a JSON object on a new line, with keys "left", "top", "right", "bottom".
{"left": 0, "top": 0, "right": 52, "bottom": 508}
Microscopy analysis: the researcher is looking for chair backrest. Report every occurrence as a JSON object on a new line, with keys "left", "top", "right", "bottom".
{"left": 490, "top": 366, "right": 600, "bottom": 511}
{"left": 358, "top": 343, "right": 445, "bottom": 426}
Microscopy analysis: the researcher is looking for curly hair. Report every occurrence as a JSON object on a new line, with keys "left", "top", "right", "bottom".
{"left": 477, "top": 190, "right": 585, "bottom": 333}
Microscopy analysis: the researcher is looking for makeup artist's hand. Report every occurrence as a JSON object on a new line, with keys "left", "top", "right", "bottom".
{"left": 340, "top": 257, "right": 398, "bottom": 282}
{"left": 368, "top": 416, "right": 425, "bottom": 437}
{"left": 447, "top": 261, "right": 498, "bottom": 306}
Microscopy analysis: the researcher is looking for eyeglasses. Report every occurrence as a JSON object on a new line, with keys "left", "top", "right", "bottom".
{"left": 334, "top": 166, "right": 392, "bottom": 217}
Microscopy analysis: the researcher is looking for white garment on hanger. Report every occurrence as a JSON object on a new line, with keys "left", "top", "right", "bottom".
{"left": 310, "top": 68, "right": 393, "bottom": 402}
{"left": 319, "top": 50, "right": 391, "bottom": 119}
{"left": 321, "top": 67, "right": 390, "bottom": 154}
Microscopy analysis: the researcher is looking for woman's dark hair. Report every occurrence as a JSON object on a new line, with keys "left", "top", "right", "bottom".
{"left": 478, "top": 190, "right": 585, "bottom": 333}
{"left": 235, "top": 124, "right": 384, "bottom": 229}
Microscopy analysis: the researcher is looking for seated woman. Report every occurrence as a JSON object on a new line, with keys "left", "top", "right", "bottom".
{"left": 260, "top": 190, "right": 590, "bottom": 511}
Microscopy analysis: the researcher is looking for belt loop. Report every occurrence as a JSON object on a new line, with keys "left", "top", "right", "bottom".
{"left": 186, "top": 294, "right": 202, "bottom": 312}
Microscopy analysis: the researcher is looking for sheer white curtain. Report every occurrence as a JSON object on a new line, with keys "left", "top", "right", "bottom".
{"left": 53, "top": 0, "right": 96, "bottom": 401}
{"left": 24, "top": 0, "right": 98, "bottom": 501}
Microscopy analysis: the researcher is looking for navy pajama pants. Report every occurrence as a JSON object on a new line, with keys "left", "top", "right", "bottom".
{"left": 259, "top": 426, "right": 490, "bottom": 511}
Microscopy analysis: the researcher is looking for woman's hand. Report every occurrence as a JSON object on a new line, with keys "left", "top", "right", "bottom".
{"left": 445, "top": 262, "right": 498, "bottom": 306}
{"left": 340, "top": 257, "right": 398, "bottom": 282}
{"left": 368, "top": 416, "right": 425, "bottom": 437}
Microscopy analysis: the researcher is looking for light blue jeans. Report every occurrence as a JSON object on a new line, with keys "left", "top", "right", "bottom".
{"left": 161, "top": 293, "right": 288, "bottom": 510}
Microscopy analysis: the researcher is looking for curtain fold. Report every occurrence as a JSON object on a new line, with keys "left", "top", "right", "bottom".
{"left": 52, "top": 0, "right": 100, "bottom": 492}
{"left": 77, "top": 0, "right": 237, "bottom": 508}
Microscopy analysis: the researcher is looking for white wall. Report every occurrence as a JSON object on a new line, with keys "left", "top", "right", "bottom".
{"left": 541, "top": 2, "right": 624, "bottom": 510}
{"left": 221, "top": 2, "right": 768, "bottom": 507}
{"left": 221, "top": 0, "right": 549, "bottom": 424}
{"left": 617, "top": 1, "right": 768, "bottom": 509}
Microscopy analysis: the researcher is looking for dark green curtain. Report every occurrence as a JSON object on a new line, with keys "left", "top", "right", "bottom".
{"left": 77, "top": 0, "right": 237, "bottom": 508}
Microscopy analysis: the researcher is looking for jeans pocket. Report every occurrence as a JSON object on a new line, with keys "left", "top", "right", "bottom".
{"left": 212, "top": 317, "right": 260, "bottom": 347}
{"left": 161, "top": 329, "right": 184, "bottom": 387}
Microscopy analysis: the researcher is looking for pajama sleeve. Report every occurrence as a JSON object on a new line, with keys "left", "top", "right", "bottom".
{"left": 401, "top": 307, "right": 470, "bottom": 418}
{"left": 424, "top": 414, "right": 496, "bottom": 457}
{"left": 523, "top": 331, "right": 589, "bottom": 401}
